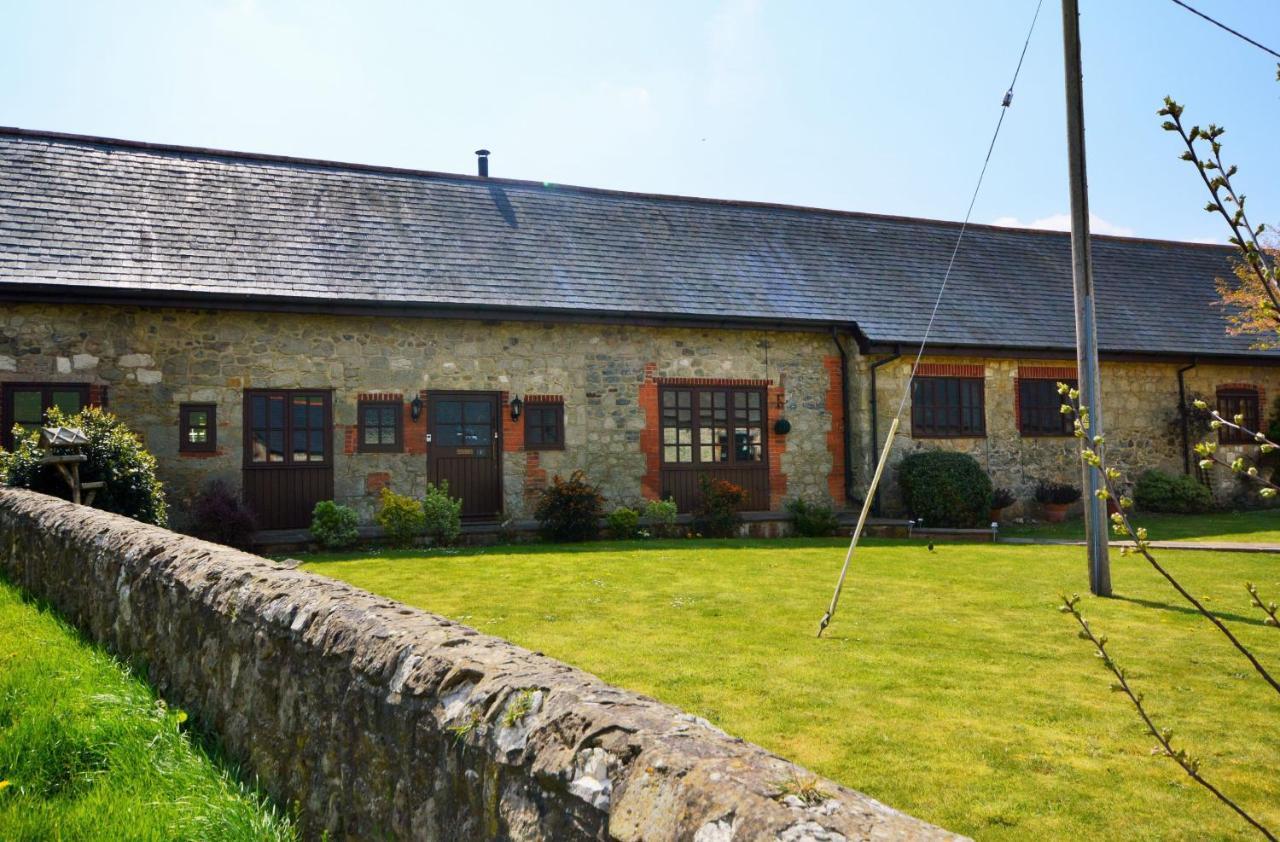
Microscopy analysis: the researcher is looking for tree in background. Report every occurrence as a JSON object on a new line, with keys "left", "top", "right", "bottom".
{"left": 1159, "top": 66, "right": 1279, "bottom": 348}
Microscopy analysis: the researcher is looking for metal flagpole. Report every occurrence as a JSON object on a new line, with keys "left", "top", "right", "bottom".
{"left": 1060, "top": 0, "right": 1112, "bottom": 596}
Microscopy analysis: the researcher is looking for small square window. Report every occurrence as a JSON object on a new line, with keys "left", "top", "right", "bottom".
{"left": 179, "top": 403, "right": 217, "bottom": 453}
{"left": 358, "top": 400, "right": 403, "bottom": 453}
{"left": 524, "top": 402, "right": 564, "bottom": 450}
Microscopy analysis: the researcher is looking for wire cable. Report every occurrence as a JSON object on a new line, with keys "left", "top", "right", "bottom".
{"left": 817, "top": 0, "right": 1045, "bottom": 637}
{"left": 1168, "top": 0, "right": 1280, "bottom": 61}
{"left": 892, "top": 0, "right": 1045, "bottom": 420}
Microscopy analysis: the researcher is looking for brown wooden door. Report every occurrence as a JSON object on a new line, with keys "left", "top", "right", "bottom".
{"left": 243, "top": 390, "right": 334, "bottom": 529}
{"left": 658, "top": 386, "right": 769, "bottom": 511}
{"left": 427, "top": 391, "right": 502, "bottom": 518}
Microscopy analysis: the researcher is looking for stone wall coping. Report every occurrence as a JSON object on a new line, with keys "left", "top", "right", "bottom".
{"left": 0, "top": 488, "right": 963, "bottom": 841}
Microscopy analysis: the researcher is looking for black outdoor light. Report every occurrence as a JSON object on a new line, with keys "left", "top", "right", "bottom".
{"left": 410, "top": 396, "right": 423, "bottom": 421}
{"left": 510, "top": 396, "right": 523, "bottom": 421}
{"left": 773, "top": 418, "right": 792, "bottom": 435}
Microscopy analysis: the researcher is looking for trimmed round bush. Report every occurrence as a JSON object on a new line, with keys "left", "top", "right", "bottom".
{"left": 606, "top": 506, "right": 641, "bottom": 540}
{"left": 897, "top": 450, "right": 993, "bottom": 528}
{"left": 310, "top": 500, "right": 359, "bottom": 549}
{"left": 1134, "top": 469, "right": 1213, "bottom": 513}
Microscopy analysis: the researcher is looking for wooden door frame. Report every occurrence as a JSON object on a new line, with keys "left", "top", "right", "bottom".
{"left": 657, "top": 383, "right": 770, "bottom": 511}
{"left": 426, "top": 389, "right": 504, "bottom": 518}
{"left": 241, "top": 388, "right": 335, "bottom": 529}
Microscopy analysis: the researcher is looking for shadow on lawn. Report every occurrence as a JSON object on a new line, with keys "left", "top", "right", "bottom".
{"left": 1113, "top": 593, "right": 1273, "bottom": 629}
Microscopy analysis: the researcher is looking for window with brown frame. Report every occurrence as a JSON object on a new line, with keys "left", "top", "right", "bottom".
{"left": 1019, "top": 378, "right": 1075, "bottom": 436}
{"left": 244, "top": 390, "right": 331, "bottom": 466}
{"left": 660, "top": 386, "right": 766, "bottom": 466}
{"left": 357, "top": 400, "right": 402, "bottom": 453}
{"left": 525, "top": 402, "right": 564, "bottom": 450}
{"left": 1217, "top": 387, "right": 1260, "bottom": 444}
{"left": 911, "top": 377, "right": 986, "bottom": 437}
{"left": 179, "top": 403, "right": 217, "bottom": 452}
{"left": 1, "top": 382, "right": 90, "bottom": 449}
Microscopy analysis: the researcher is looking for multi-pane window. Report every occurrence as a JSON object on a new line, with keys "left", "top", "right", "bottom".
{"left": 245, "top": 390, "right": 329, "bottom": 465}
{"left": 1019, "top": 378, "right": 1075, "bottom": 436}
{"left": 358, "top": 400, "right": 402, "bottom": 453}
{"left": 1, "top": 383, "right": 89, "bottom": 448}
{"left": 911, "top": 377, "right": 986, "bottom": 437}
{"left": 1217, "top": 387, "right": 1260, "bottom": 444}
{"left": 525, "top": 403, "right": 564, "bottom": 449}
{"left": 661, "top": 387, "right": 766, "bottom": 465}
{"left": 433, "top": 398, "right": 494, "bottom": 453}
{"left": 179, "top": 403, "right": 216, "bottom": 452}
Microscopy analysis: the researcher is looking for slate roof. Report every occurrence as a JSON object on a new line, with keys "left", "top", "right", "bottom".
{"left": 0, "top": 127, "right": 1269, "bottom": 358}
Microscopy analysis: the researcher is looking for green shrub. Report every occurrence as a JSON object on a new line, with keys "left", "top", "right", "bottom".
{"left": 1134, "top": 469, "right": 1213, "bottom": 513}
{"left": 606, "top": 506, "right": 641, "bottom": 540}
{"left": 786, "top": 498, "right": 841, "bottom": 537}
{"left": 1034, "top": 480, "right": 1081, "bottom": 506}
{"left": 422, "top": 480, "right": 463, "bottom": 546}
{"left": 310, "top": 500, "right": 359, "bottom": 549}
{"left": 534, "top": 470, "right": 604, "bottom": 542}
{"left": 692, "top": 475, "right": 747, "bottom": 538}
{"left": 897, "top": 451, "right": 993, "bottom": 528}
{"left": 0, "top": 405, "right": 167, "bottom": 526}
{"left": 642, "top": 497, "right": 679, "bottom": 538}
{"left": 375, "top": 487, "right": 425, "bottom": 548}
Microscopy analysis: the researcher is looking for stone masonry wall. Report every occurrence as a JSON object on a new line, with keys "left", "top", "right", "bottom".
{"left": 0, "top": 303, "right": 845, "bottom": 525}
{"left": 861, "top": 354, "right": 1280, "bottom": 515}
{"left": 0, "top": 487, "right": 960, "bottom": 841}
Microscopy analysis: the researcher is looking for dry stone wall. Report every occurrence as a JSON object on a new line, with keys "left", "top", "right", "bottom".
{"left": 0, "top": 488, "right": 961, "bottom": 841}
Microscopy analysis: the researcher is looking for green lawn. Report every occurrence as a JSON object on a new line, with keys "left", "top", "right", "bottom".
{"left": 999, "top": 508, "right": 1280, "bottom": 543}
{"left": 0, "top": 581, "right": 296, "bottom": 841}
{"left": 304, "top": 538, "right": 1280, "bottom": 841}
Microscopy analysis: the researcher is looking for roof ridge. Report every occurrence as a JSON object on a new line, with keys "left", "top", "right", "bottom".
{"left": 0, "top": 124, "right": 1232, "bottom": 252}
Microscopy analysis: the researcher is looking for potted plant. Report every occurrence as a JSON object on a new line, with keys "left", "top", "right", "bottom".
{"left": 1035, "top": 480, "right": 1081, "bottom": 523}
{"left": 990, "top": 487, "right": 1015, "bottom": 523}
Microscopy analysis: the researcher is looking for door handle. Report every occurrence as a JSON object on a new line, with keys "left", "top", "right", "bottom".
{"left": 426, "top": 433, "right": 432, "bottom": 443}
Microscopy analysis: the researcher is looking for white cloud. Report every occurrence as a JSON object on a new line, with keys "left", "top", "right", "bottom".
{"left": 991, "top": 213, "right": 1136, "bottom": 238}
{"left": 706, "top": 0, "right": 770, "bottom": 108}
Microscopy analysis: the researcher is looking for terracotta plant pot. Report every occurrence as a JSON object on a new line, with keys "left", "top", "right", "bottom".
{"left": 1043, "top": 503, "right": 1070, "bottom": 523}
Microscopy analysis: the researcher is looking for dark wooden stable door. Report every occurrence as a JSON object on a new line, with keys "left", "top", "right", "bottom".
{"left": 242, "top": 390, "right": 334, "bottom": 529}
{"left": 428, "top": 392, "right": 502, "bottom": 518}
{"left": 659, "top": 386, "right": 769, "bottom": 511}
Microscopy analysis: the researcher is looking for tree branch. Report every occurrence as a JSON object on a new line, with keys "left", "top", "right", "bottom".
{"left": 1061, "top": 595, "right": 1277, "bottom": 841}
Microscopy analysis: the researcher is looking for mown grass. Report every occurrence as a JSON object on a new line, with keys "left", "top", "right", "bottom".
{"left": 0, "top": 580, "right": 296, "bottom": 841}
{"left": 304, "top": 537, "right": 1280, "bottom": 840}
{"left": 999, "top": 508, "right": 1280, "bottom": 543}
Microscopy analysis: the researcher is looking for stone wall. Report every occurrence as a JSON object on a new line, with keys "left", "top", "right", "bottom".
{"left": 0, "top": 303, "right": 845, "bottom": 525}
{"left": 860, "top": 355, "right": 1280, "bottom": 515}
{"left": 0, "top": 487, "right": 960, "bottom": 841}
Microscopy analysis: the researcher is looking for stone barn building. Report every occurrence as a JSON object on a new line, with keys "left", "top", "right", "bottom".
{"left": 1, "top": 127, "right": 1276, "bottom": 529}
